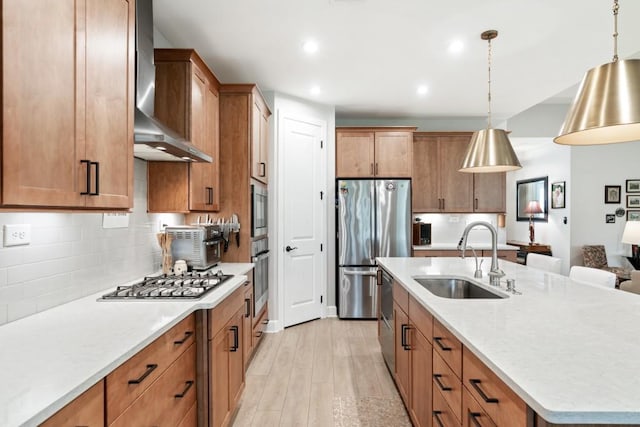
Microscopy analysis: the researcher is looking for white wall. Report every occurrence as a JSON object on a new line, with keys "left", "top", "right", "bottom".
{"left": 0, "top": 160, "right": 184, "bottom": 325}
{"left": 263, "top": 91, "right": 335, "bottom": 329}
{"left": 505, "top": 138, "right": 572, "bottom": 274}
{"left": 570, "top": 142, "right": 640, "bottom": 268}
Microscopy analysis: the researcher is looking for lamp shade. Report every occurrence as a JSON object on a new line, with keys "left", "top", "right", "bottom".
{"left": 622, "top": 220, "right": 640, "bottom": 244}
{"left": 524, "top": 200, "right": 543, "bottom": 215}
{"left": 554, "top": 59, "right": 640, "bottom": 145}
{"left": 459, "top": 128, "right": 522, "bottom": 173}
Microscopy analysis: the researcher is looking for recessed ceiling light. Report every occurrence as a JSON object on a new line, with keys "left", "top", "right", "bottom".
{"left": 417, "top": 85, "right": 428, "bottom": 96}
{"left": 310, "top": 86, "right": 321, "bottom": 95}
{"left": 303, "top": 40, "right": 319, "bottom": 54}
{"left": 449, "top": 39, "right": 464, "bottom": 54}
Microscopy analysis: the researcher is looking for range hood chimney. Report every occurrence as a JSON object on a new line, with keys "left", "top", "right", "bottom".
{"left": 133, "top": 0, "right": 211, "bottom": 162}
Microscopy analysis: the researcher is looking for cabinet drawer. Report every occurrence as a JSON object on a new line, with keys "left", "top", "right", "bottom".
{"left": 40, "top": 380, "right": 104, "bottom": 427}
{"left": 209, "top": 284, "right": 245, "bottom": 339}
{"left": 433, "top": 386, "right": 461, "bottom": 427}
{"left": 433, "top": 351, "right": 462, "bottom": 423}
{"left": 409, "top": 295, "right": 432, "bottom": 342}
{"left": 463, "top": 387, "right": 496, "bottom": 427}
{"left": 393, "top": 280, "right": 409, "bottom": 314}
{"left": 463, "top": 348, "right": 527, "bottom": 427}
{"left": 253, "top": 303, "right": 269, "bottom": 349}
{"left": 176, "top": 402, "right": 197, "bottom": 427}
{"left": 111, "top": 343, "right": 197, "bottom": 427}
{"left": 106, "top": 314, "right": 195, "bottom": 424}
{"left": 433, "top": 318, "right": 462, "bottom": 378}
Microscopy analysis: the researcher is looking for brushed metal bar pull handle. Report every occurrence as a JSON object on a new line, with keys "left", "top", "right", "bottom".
{"left": 469, "top": 379, "right": 499, "bottom": 403}
{"left": 245, "top": 298, "right": 251, "bottom": 318}
{"left": 469, "top": 411, "right": 483, "bottom": 427}
{"left": 434, "top": 336, "right": 452, "bottom": 351}
{"left": 433, "top": 374, "right": 452, "bottom": 391}
{"left": 90, "top": 161, "right": 99, "bottom": 195}
{"left": 80, "top": 160, "right": 91, "bottom": 195}
{"left": 173, "top": 331, "right": 193, "bottom": 345}
{"left": 128, "top": 363, "right": 158, "bottom": 385}
{"left": 230, "top": 325, "right": 239, "bottom": 352}
{"left": 174, "top": 380, "right": 194, "bottom": 399}
{"left": 433, "top": 411, "right": 445, "bottom": 427}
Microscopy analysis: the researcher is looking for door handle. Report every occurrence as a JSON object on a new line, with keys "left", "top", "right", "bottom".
{"left": 285, "top": 245, "right": 298, "bottom": 252}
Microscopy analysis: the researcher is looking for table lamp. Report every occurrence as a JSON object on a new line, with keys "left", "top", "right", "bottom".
{"left": 622, "top": 221, "right": 640, "bottom": 265}
{"left": 524, "top": 200, "right": 543, "bottom": 245}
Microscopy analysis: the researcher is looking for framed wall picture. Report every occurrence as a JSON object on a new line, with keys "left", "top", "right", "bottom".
{"left": 516, "top": 176, "right": 548, "bottom": 222}
{"left": 627, "top": 195, "right": 640, "bottom": 208}
{"left": 551, "top": 181, "right": 566, "bottom": 209}
{"left": 627, "top": 210, "right": 640, "bottom": 221}
{"left": 605, "top": 185, "right": 621, "bottom": 204}
{"left": 627, "top": 179, "right": 640, "bottom": 193}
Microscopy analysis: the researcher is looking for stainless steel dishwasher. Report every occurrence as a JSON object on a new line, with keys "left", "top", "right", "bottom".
{"left": 379, "top": 268, "right": 394, "bottom": 372}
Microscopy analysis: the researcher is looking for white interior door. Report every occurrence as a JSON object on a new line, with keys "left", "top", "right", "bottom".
{"left": 282, "top": 115, "right": 325, "bottom": 327}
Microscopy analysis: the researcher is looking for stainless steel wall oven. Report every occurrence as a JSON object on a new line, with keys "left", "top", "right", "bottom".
{"left": 252, "top": 238, "right": 269, "bottom": 316}
{"left": 251, "top": 183, "right": 268, "bottom": 239}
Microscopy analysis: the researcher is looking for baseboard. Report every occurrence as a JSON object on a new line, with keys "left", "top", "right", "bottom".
{"left": 325, "top": 305, "right": 337, "bottom": 317}
{"left": 264, "top": 319, "right": 281, "bottom": 333}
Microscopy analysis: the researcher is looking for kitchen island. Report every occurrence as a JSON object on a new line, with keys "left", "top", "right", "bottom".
{"left": 0, "top": 263, "right": 253, "bottom": 427}
{"left": 378, "top": 256, "right": 640, "bottom": 425}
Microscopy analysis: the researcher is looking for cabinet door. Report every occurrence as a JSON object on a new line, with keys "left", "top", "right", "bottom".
{"left": 84, "top": 0, "right": 134, "bottom": 209}
{"left": 243, "top": 284, "right": 254, "bottom": 371}
{"left": 40, "top": 380, "right": 104, "bottom": 427}
{"left": 374, "top": 131, "right": 412, "bottom": 177}
{"left": 251, "top": 99, "right": 268, "bottom": 183}
{"left": 228, "top": 307, "right": 245, "bottom": 412}
{"left": 259, "top": 108, "right": 269, "bottom": 184}
{"left": 439, "top": 136, "right": 473, "bottom": 212}
{"left": 394, "top": 302, "right": 410, "bottom": 406}
{"left": 210, "top": 328, "right": 230, "bottom": 427}
{"left": 188, "top": 66, "right": 210, "bottom": 211}
{"left": 208, "top": 85, "right": 221, "bottom": 211}
{"left": 2, "top": 0, "right": 84, "bottom": 207}
{"left": 474, "top": 172, "right": 505, "bottom": 213}
{"left": 412, "top": 135, "right": 440, "bottom": 212}
{"left": 336, "top": 131, "right": 375, "bottom": 177}
{"left": 410, "top": 327, "right": 432, "bottom": 427}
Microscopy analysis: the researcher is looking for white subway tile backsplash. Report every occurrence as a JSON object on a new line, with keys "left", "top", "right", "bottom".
{"left": 0, "top": 159, "right": 185, "bottom": 326}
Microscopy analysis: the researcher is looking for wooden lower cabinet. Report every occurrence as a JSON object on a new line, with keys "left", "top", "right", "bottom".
{"left": 393, "top": 301, "right": 410, "bottom": 405}
{"left": 110, "top": 344, "right": 197, "bottom": 427}
{"left": 413, "top": 249, "right": 518, "bottom": 263}
{"left": 39, "top": 380, "right": 104, "bottom": 427}
{"left": 253, "top": 303, "right": 269, "bottom": 349}
{"left": 463, "top": 387, "right": 496, "bottom": 427}
{"left": 409, "top": 326, "right": 432, "bottom": 427}
{"left": 243, "top": 281, "right": 254, "bottom": 371}
{"left": 433, "top": 386, "right": 461, "bottom": 427}
{"left": 177, "top": 403, "right": 198, "bottom": 427}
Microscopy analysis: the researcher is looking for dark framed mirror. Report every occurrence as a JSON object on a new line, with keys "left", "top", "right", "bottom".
{"left": 516, "top": 176, "right": 548, "bottom": 222}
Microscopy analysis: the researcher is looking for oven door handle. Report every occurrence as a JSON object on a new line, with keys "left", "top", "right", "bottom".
{"left": 343, "top": 270, "right": 377, "bottom": 277}
{"left": 252, "top": 251, "right": 270, "bottom": 262}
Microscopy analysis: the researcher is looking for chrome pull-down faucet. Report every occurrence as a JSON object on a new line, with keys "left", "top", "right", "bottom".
{"left": 458, "top": 221, "right": 504, "bottom": 286}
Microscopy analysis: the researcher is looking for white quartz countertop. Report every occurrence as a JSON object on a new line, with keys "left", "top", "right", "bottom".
{"left": 413, "top": 243, "right": 518, "bottom": 251}
{"left": 0, "top": 262, "right": 254, "bottom": 427}
{"left": 377, "top": 257, "right": 640, "bottom": 424}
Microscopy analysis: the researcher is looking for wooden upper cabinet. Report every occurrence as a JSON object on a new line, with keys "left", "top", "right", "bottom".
{"left": 336, "top": 127, "right": 415, "bottom": 178}
{"left": 1, "top": 0, "right": 134, "bottom": 209}
{"left": 412, "top": 132, "right": 504, "bottom": 213}
{"left": 474, "top": 172, "right": 506, "bottom": 213}
{"left": 148, "top": 49, "right": 221, "bottom": 213}
{"left": 252, "top": 98, "right": 270, "bottom": 184}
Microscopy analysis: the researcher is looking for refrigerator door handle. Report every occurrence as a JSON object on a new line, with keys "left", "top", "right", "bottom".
{"left": 342, "top": 270, "right": 377, "bottom": 277}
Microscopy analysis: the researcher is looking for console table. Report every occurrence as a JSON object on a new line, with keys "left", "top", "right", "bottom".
{"left": 506, "top": 240, "right": 552, "bottom": 265}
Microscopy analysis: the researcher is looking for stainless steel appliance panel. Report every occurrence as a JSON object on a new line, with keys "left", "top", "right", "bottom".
{"left": 251, "top": 183, "right": 268, "bottom": 239}
{"left": 375, "top": 180, "right": 411, "bottom": 258}
{"left": 337, "top": 180, "right": 375, "bottom": 266}
{"left": 379, "top": 268, "right": 394, "bottom": 371}
{"left": 338, "top": 267, "right": 378, "bottom": 318}
{"left": 252, "top": 238, "right": 269, "bottom": 316}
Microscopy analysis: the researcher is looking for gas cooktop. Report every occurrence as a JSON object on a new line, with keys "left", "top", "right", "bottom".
{"left": 99, "top": 270, "right": 233, "bottom": 300}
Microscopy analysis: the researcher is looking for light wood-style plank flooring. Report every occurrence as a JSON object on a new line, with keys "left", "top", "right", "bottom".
{"left": 232, "top": 318, "right": 411, "bottom": 427}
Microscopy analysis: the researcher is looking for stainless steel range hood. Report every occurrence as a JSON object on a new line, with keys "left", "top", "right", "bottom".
{"left": 133, "top": 0, "right": 211, "bottom": 163}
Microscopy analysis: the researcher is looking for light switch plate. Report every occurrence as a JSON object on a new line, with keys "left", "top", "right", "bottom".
{"left": 3, "top": 224, "right": 31, "bottom": 247}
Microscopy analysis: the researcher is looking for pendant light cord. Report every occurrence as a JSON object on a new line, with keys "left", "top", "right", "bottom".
{"left": 487, "top": 36, "right": 492, "bottom": 128}
{"left": 613, "top": 0, "right": 619, "bottom": 62}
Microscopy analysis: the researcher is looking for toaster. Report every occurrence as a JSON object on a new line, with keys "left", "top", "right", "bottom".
{"left": 165, "top": 225, "right": 222, "bottom": 270}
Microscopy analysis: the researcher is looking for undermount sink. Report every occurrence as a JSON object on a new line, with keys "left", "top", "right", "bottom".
{"left": 413, "top": 277, "right": 507, "bottom": 299}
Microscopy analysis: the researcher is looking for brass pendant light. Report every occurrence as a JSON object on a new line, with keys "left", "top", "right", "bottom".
{"left": 460, "top": 30, "right": 522, "bottom": 173}
{"left": 555, "top": 0, "right": 640, "bottom": 145}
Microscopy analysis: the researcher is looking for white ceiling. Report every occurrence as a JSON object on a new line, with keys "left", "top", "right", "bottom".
{"left": 153, "top": 0, "right": 640, "bottom": 121}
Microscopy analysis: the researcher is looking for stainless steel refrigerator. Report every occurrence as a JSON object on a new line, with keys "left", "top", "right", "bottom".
{"left": 337, "top": 179, "right": 411, "bottom": 318}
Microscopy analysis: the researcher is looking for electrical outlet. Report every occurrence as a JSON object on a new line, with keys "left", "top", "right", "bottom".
{"left": 3, "top": 224, "right": 31, "bottom": 247}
